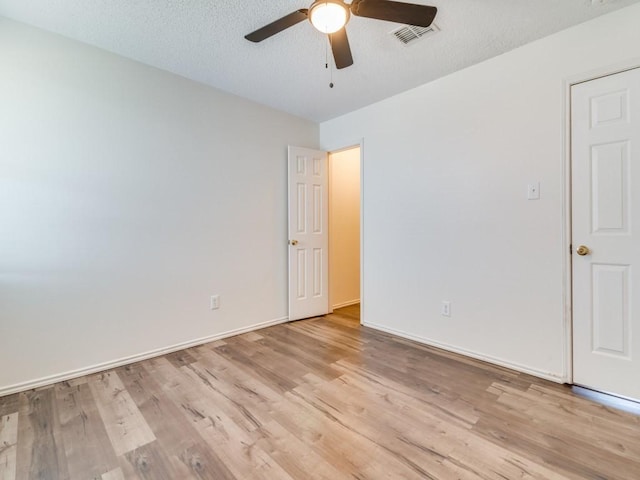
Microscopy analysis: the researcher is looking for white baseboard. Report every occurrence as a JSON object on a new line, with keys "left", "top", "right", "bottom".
{"left": 363, "top": 321, "right": 565, "bottom": 384}
{"left": 0, "top": 316, "right": 289, "bottom": 397}
{"left": 332, "top": 299, "right": 360, "bottom": 309}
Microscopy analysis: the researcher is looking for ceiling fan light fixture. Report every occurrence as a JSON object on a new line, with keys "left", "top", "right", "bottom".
{"left": 309, "top": 0, "right": 350, "bottom": 34}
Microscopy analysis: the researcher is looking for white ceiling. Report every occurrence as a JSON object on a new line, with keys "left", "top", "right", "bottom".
{"left": 1, "top": 0, "right": 638, "bottom": 122}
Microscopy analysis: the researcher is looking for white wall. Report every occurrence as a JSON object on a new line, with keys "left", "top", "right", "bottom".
{"left": 0, "top": 18, "right": 318, "bottom": 394}
{"left": 320, "top": 4, "right": 640, "bottom": 381}
{"left": 329, "top": 148, "right": 360, "bottom": 309}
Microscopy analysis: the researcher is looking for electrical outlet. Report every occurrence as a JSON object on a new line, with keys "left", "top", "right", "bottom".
{"left": 441, "top": 301, "right": 451, "bottom": 317}
{"left": 210, "top": 295, "right": 220, "bottom": 310}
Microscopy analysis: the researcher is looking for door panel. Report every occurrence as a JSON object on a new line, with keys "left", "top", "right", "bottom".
{"left": 572, "top": 67, "right": 640, "bottom": 401}
{"left": 288, "top": 146, "right": 329, "bottom": 321}
{"left": 591, "top": 264, "right": 629, "bottom": 357}
{"left": 591, "top": 141, "right": 629, "bottom": 233}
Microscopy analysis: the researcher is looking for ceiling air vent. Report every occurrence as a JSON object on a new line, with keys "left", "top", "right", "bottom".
{"left": 390, "top": 23, "right": 439, "bottom": 46}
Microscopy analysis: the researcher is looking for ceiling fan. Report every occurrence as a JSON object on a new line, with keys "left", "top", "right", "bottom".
{"left": 244, "top": 0, "right": 437, "bottom": 70}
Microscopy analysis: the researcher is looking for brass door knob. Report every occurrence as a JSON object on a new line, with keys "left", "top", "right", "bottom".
{"left": 289, "top": 239, "right": 298, "bottom": 246}
{"left": 576, "top": 245, "right": 590, "bottom": 256}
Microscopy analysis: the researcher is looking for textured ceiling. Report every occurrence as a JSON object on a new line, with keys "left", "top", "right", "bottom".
{"left": 0, "top": 0, "right": 638, "bottom": 121}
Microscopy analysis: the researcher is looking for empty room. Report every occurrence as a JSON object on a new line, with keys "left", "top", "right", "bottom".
{"left": 2, "top": 0, "right": 640, "bottom": 478}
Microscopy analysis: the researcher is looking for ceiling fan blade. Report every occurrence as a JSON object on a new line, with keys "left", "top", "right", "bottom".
{"left": 351, "top": 0, "right": 437, "bottom": 27}
{"left": 329, "top": 28, "right": 353, "bottom": 70}
{"left": 245, "top": 9, "right": 309, "bottom": 42}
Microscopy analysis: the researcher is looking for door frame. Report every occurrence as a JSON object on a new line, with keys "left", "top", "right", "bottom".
{"left": 562, "top": 58, "right": 640, "bottom": 384}
{"left": 325, "top": 139, "right": 365, "bottom": 325}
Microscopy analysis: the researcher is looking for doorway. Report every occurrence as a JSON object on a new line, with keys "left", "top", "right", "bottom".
{"left": 328, "top": 146, "right": 361, "bottom": 315}
{"left": 571, "top": 66, "right": 640, "bottom": 402}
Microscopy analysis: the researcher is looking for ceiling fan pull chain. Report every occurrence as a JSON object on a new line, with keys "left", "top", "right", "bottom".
{"left": 327, "top": 35, "right": 334, "bottom": 88}
{"left": 325, "top": 35, "right": 329, "bottom": 70}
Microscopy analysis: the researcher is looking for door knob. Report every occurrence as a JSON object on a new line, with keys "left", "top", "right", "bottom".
{"left": 576, "top": 245, "right": 590, "bottom": 256}
{"left": 289, "top": 239, "right": 298, "bottom": 246}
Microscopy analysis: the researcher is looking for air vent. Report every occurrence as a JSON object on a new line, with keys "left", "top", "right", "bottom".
{"left": 390, "top": 23, "right": 439, "bottom": 46}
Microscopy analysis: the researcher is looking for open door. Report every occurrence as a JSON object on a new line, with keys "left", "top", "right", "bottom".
{"left": 288, "top": 146, "right": 329, "bottom": 321}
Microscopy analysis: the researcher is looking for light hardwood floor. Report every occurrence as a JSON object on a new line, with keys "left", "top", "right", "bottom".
{"left": 1, "top": 304, "right": 639, "bottom": 479}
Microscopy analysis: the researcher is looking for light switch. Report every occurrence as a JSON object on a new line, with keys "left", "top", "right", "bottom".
{"left": 527, "top": 182, "right": 540, "bottom": 200}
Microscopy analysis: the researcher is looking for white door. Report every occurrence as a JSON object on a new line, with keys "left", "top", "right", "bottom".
{"left": 288, "top": 146, "right": 329, "bottom": 321}
{"left": 572, "top": 67, "right": 640, "bottom": 401}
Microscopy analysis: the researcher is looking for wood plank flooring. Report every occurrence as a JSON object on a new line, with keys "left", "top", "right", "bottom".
{"left": 1, "top": 304, "right": 639, "bottom": 479}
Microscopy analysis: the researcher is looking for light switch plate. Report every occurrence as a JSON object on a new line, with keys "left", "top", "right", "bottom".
{"left": 210, "top": 295, "right": 220, "bottom": 310}
{"left": 527, "top": 182, "right": 540, "bottom": 200}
